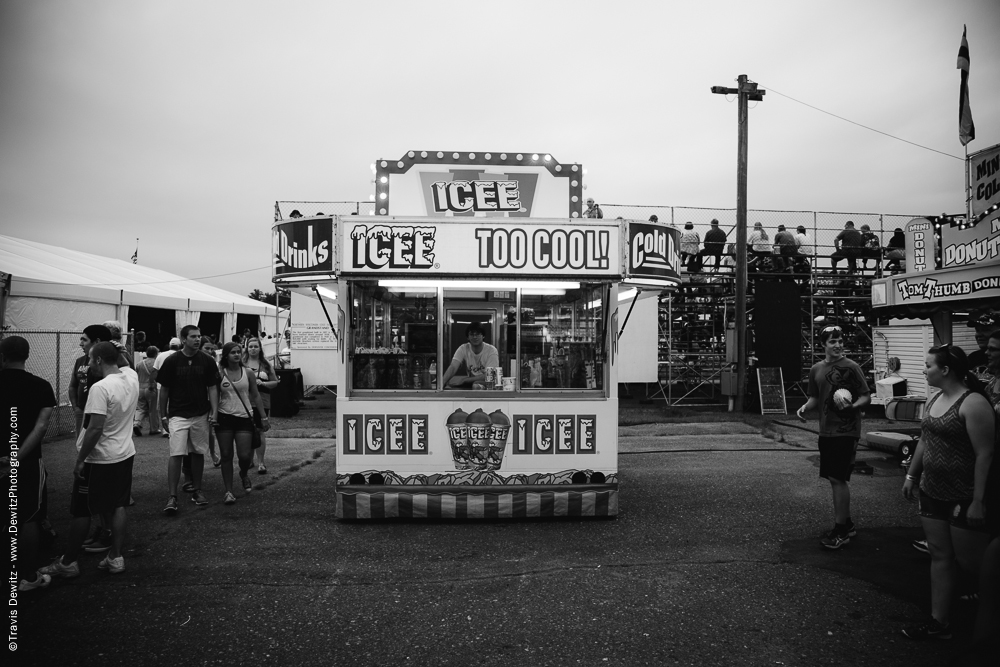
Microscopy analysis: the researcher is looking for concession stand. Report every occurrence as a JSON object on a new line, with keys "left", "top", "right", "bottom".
{"left": 272, "top": 151, "right": 680, "bottom": 519}
{"left": 870, "top": 142, "right": 1000, "bottom": 413}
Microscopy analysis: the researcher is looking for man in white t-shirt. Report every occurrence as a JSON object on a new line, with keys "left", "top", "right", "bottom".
{"left": 38, "top": 342, "right": 139, "bottom": 579}
{"left": 442, "top": 322, "right": 499, "bottom": 388}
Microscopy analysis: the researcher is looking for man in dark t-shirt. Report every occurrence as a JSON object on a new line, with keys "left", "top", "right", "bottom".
{"left": 797, "top": 325, "right": 870, "bottom": 550}
{"left": 701, "top": 219, "right": 727, "bottom": 270}
{"left": 831, "top": 220, "right": 864, "bottom": 272}
{"left": 0, "top": 336, "right": 57, "bottom": 591}
{"left": 157, "top": 325, "right": 220, "bottom": 513}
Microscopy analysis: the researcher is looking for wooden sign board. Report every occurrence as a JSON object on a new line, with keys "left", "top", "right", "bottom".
{"left": 757, "top": 367, "right": 787, "bottom": 415}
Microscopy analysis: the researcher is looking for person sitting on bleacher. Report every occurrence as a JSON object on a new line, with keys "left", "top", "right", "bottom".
{"left": 884, "top": 228, "right": 905, "bottom": 272}
{"left": 859, "top": 224, "right": 881, "bottom": 272}
{"left": 831, "top": 220, "right": 864, "bottom": 273}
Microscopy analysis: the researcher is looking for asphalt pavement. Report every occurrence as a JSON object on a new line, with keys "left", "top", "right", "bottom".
{"left": 11, "top": 414, "right": 983, "bottom": 667}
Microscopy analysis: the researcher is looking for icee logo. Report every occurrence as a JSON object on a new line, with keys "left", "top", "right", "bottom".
{"left": 350, "top": 224, "right": 436, "bottom": 270}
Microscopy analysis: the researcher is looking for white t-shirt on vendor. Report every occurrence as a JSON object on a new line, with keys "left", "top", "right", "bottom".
{"left": 77, "top": 367, "right": 139, "bottom": 464}
{"left": 452, "top": 342, "right": 499, "bottom": 377}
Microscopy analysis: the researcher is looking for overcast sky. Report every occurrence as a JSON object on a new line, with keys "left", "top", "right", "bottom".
{"left": 1, "top": 0, "right": 997, "bottom": 296}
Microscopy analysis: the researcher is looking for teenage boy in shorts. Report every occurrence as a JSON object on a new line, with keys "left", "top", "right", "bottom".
{"left": 38, "top": 342, "right": 139, "bottom": 578}
{"left": 156, "top": 325, "right": 220, "bottom": 513}
{"left": 797, "top": 325, "right": 871, "bottom": 549}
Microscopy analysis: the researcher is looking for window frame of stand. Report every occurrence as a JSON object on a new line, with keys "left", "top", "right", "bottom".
{"left": 346, "top": 280, "right": 610, "bottom": 398}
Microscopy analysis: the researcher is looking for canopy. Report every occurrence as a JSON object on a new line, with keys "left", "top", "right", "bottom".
{"left": 1, "top": 234, "right": 273, "bottom": 317}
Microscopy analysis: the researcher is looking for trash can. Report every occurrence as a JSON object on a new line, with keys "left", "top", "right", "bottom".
{"left": 271, "top": 368, "right": 303, "bottom": 418}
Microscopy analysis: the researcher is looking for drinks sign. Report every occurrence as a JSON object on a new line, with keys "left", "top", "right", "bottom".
{"left": 272, "top": 217, "right": 334, "bottom": 278}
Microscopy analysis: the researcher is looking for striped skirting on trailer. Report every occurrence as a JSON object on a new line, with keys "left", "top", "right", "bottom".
{"left": 336, "top": 485, "right": 618, "bottom": 519}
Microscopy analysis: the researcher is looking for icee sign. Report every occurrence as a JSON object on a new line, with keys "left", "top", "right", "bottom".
{"left": 341, "top": 219, "right": 621, "bottom": 278}
{"left": 624, "top": 221, "right": 681, "bottom": 288}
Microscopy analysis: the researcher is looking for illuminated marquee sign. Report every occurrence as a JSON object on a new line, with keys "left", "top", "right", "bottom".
{"left": 940, "top": 215, "right": 1000, "bottom": 269}
{"left": 373, "top": 151, "right": 583, "bottom": 218}
{"left": 341, "top": 219, "right": 620, "bottom": 278}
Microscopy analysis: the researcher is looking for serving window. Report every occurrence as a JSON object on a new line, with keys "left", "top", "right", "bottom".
{"left": 349, "top": 281, "right": 607, "bottom": 394}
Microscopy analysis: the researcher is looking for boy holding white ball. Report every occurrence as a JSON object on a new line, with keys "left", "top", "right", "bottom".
{"left": 797, "top": 325, "right": 871, "bottom": 549}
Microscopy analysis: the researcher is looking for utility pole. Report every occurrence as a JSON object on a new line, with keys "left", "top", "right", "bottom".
{"left": 711, "top": 75, "right": 764, "bottom": 412}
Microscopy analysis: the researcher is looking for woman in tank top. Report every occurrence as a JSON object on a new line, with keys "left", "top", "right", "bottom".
{"left": 901, "top": 344, "right": 995, "bottom": 641}
{"left": 215, "top": 342, "right": 269, "bottom": 504}
{"left": 242, "top": 337, "right": 278, "bottom": 474}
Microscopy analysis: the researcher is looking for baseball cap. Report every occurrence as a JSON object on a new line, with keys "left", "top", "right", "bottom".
{"left": 169, "top": 337, "right": 182, "bottom": 347}
{"left": 968, "top": 311, "right": 998, "bottom": 329}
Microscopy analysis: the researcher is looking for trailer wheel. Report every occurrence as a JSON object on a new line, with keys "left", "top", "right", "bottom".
{"left": 899, "top": 440, "right": 915, "bottom": 460}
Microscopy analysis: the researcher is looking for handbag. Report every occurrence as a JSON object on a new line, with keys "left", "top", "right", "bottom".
{"left": 226, "top": 366, "right": 263, "bottom": 449}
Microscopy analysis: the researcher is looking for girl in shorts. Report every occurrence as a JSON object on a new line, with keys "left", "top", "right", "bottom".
{"left": 901, "top": 344, "right": 995, "bottom": 640}
{"left": 215, "top": 342, "right": 269, "bottom": 504}
{"left": 243, "top": 337, "right": 278, "bottom": 474}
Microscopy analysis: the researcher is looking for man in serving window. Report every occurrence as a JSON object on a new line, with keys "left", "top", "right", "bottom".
{"left": 442, "top": 322, "right": 499, "bottom": 388}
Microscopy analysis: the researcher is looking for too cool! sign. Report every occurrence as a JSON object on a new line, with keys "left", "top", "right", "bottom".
{"left": 341, "top": 219, "right": 620, "bottom": 277}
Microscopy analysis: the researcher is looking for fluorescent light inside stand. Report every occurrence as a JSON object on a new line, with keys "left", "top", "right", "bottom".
{"left": 378, "top": 280, "right": 579, "bottom": 291}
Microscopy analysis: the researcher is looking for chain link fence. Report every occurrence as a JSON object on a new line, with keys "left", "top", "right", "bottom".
{"left": 602, "top": 204, "right": 920, "bottom": 269}
{"left": 278, "top": 201, "right": 922, "bottom": 270}
{"left": 1, "top": 330, "right": 134, "bottom": 440}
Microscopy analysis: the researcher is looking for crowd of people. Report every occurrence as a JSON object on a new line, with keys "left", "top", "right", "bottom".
{"left": 5, "top": 321, "right": 278, "bottom": 591}
{"left": 666, "top": 218, "right": 904, "bottom": 276}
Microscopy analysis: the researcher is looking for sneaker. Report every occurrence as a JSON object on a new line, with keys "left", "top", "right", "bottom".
{"left": 902, "top": 618, "right": 952, "bottom": 640}
{"left": 240, "top": 472, "right": 253, "bottom": 493}
{"left": 224, "top": 491, "right": 236, "bottom": 505}
{"left": 181, "top": 482, "right": 196, "bottom": 493}
{"left": 83, "top": 530, "right": 113, "bottom": 553}
{"left": 161, "top": 431, "right": 170, "bottom": 438}
{"left": 97, "top": 554, "right": 126, "bottom": 574}
{"left": 824, "top": 521, "right": 857, "bottom": 540}
{"left": 912, "top": 539, "right": 930, "bottom": 554}
{"left": 257, "top": 463, "right": 268, "bottom": 475}
{"left": 37, "top": 556, "right": 80, "bottom": 579}
{"left": 821, "top": 532, "right": 851, "bottom": 550}
{"left": 18, "top": 574, "right": 52, "bottom": 591}
{"left": 163, "top": 495, "right": 179, "bottom": 515}
{"left": 133, "top": 425, "right": 143, "bottom": 437}
{"left": 149, "top": 429, "right": 162, "bottom": 435}
{"left": 191, "top": 490, "right": 208, "bottom": 506}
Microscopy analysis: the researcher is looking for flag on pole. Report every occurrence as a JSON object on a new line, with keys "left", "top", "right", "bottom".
{"left": 131, "top": 238, "right": 138, "bottom": 264}
{"left": 957, "top": 25, "right": 975, "bottom": 146}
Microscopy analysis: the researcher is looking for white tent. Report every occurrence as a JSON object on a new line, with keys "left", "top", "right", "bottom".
{"left": 0, "top": 234, "right": 275, "bottom": 337}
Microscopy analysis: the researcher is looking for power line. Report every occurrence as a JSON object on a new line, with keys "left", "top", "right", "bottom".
{"left": 759, "top": 83, "right": 964, "bottom": 162}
